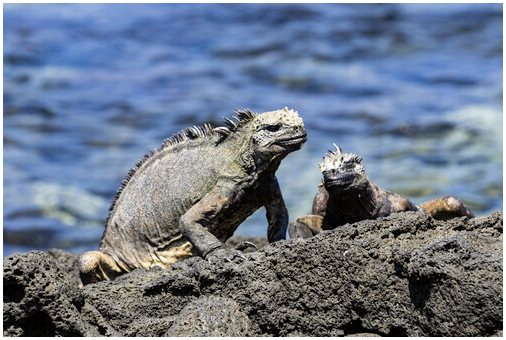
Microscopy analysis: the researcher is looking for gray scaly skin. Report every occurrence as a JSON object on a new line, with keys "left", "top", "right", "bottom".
{"left": 289, "top": 144, "right": 474, "bottom": 238}
{"left": 79, "top": 108, "right": 306, "bottom": 285}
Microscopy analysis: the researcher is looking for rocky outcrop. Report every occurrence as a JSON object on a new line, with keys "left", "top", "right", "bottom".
{"left": 3, "top": 211, "right": 503, "bottom": 336}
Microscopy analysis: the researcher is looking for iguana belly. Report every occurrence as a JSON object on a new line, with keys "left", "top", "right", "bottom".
{"left": 101, "top": 231, "right": 196, "bottom": 271}
{"left": 146, "top": 238, "right": 195, "bottom": 269}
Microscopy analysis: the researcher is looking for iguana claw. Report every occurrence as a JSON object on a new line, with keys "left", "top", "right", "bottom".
{"left": 205, "top": 247, "right": 247, "bottom": 265}
{"left": 234, "top": 241, "right": 258, "bottom": 252}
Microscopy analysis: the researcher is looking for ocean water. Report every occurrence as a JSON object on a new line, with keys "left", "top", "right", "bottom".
{"left": 3, "top": 3, "right": 503, "bottom": 255}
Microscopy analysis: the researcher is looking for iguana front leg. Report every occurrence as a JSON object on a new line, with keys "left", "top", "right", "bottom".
{"left": 180, "top": 184, "right": 246, "bottom": 263}
{"left": 264, "top": 176, "right": 289, "bottom": 242}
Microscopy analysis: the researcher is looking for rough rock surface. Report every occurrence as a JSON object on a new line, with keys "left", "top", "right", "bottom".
{"left": 165, "top": 295, "right": 255, "bottom": 336}
{"left": 3, "top": 211, "right": 503, "bottom": 336}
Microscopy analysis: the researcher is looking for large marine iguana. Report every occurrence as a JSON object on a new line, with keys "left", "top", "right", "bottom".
{"left": 289, "top": 144, "right": 473, "bottom": 238}
{"left": 79, "top": 108, "right": 306, "bottom": 284}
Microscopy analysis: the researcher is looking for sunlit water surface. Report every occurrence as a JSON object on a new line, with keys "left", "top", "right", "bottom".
{"left": 4, "top": 4, "right": 502, "bottom": 255}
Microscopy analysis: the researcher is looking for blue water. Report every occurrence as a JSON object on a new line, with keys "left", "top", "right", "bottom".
{"left": 4, "top": 4, "right": 503, "bottom": 256}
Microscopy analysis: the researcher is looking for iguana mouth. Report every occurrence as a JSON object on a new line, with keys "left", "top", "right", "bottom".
{"left": 275, "top": 134, "right": 307, "bottom": 146}
{"left": 325, "top": 173, "right": 357, "bottom": 188}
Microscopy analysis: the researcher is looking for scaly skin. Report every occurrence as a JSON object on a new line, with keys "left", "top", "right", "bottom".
{"left": 79, "top": 108, "right": 306, "bottom": 284}
{"left": 289, "top": 145, "right": 474, "bottom": 238}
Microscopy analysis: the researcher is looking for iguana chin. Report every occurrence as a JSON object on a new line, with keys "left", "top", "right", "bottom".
{"left": 79, "top": 107, "right": 306, "bottom": 285}
{"left": 289, "top": 144, "right": 474, "bottom": 238}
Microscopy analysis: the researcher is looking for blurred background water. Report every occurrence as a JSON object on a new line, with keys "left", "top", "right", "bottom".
{"left": 3, "top": 3, "right": 503, "bottom": 256}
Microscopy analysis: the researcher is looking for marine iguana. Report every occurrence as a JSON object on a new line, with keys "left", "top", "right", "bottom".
{"left": 79, "top": 107, "right": 306, "bottom": 284}
{"left": 289, "top": 144, "right": 474, "bottom": 238}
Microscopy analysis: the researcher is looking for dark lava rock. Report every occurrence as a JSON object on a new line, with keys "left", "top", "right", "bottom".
{"left": 3, "top": 211, "right": 503, "bottom": 336}
{"left": 166, "top": 295, "right": 255, "bottom": 336}
{"left": 3, "top": 251, "right": 92, "bottom": 336}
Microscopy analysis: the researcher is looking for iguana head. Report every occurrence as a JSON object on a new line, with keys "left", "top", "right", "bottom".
{"left": 214, "top": 107, "right": 306, "bottom": 170}
{"left": 319, "top": 144, "right": 369, "bottom": 193}
{"left": 249, "top": 107, "right": 306, "bottom": 158}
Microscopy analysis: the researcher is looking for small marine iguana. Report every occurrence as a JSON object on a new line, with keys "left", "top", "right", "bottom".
{"left": 79, "top": 108, "right": 306, "bottom": 284}
{"left": 289, "top": 144, "right": 473, "bottom": 238}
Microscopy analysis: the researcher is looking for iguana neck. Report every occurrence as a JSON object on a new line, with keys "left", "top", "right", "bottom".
{"left": 222, "top": 129, "right": 281, "bottom": 178}
{"left": 324, "top": 180, "right": 380, "bottom": 227}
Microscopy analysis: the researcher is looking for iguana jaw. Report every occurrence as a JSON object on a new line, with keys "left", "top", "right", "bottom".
{"left": 324, "top": 172, "right": 357, "bottom": 189}
{"left": 322, "top": 166, "right": 371, "bottom": 194}
{"left": 274, "top": 132, "right": 307, "bottom": 148}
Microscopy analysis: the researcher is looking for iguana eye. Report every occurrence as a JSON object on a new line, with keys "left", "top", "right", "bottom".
{"left": 266, "top": 124, "right": 281, "bottom": 132}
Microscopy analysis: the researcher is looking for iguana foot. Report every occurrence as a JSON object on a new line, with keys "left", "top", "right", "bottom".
{"left": 205, "top": 247, "right": 247, "bottom": 265}
{"left": 419, "top": 196, "right": 474, "bottom": 220}
{"left": 288, "top": 214, "right": 324, "bottom": 239}
{"left": 78, "top": 250, "right": 124, "bottom": 285}
{"left": 233, "top": 241, "right": 258, "bottom": 252}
